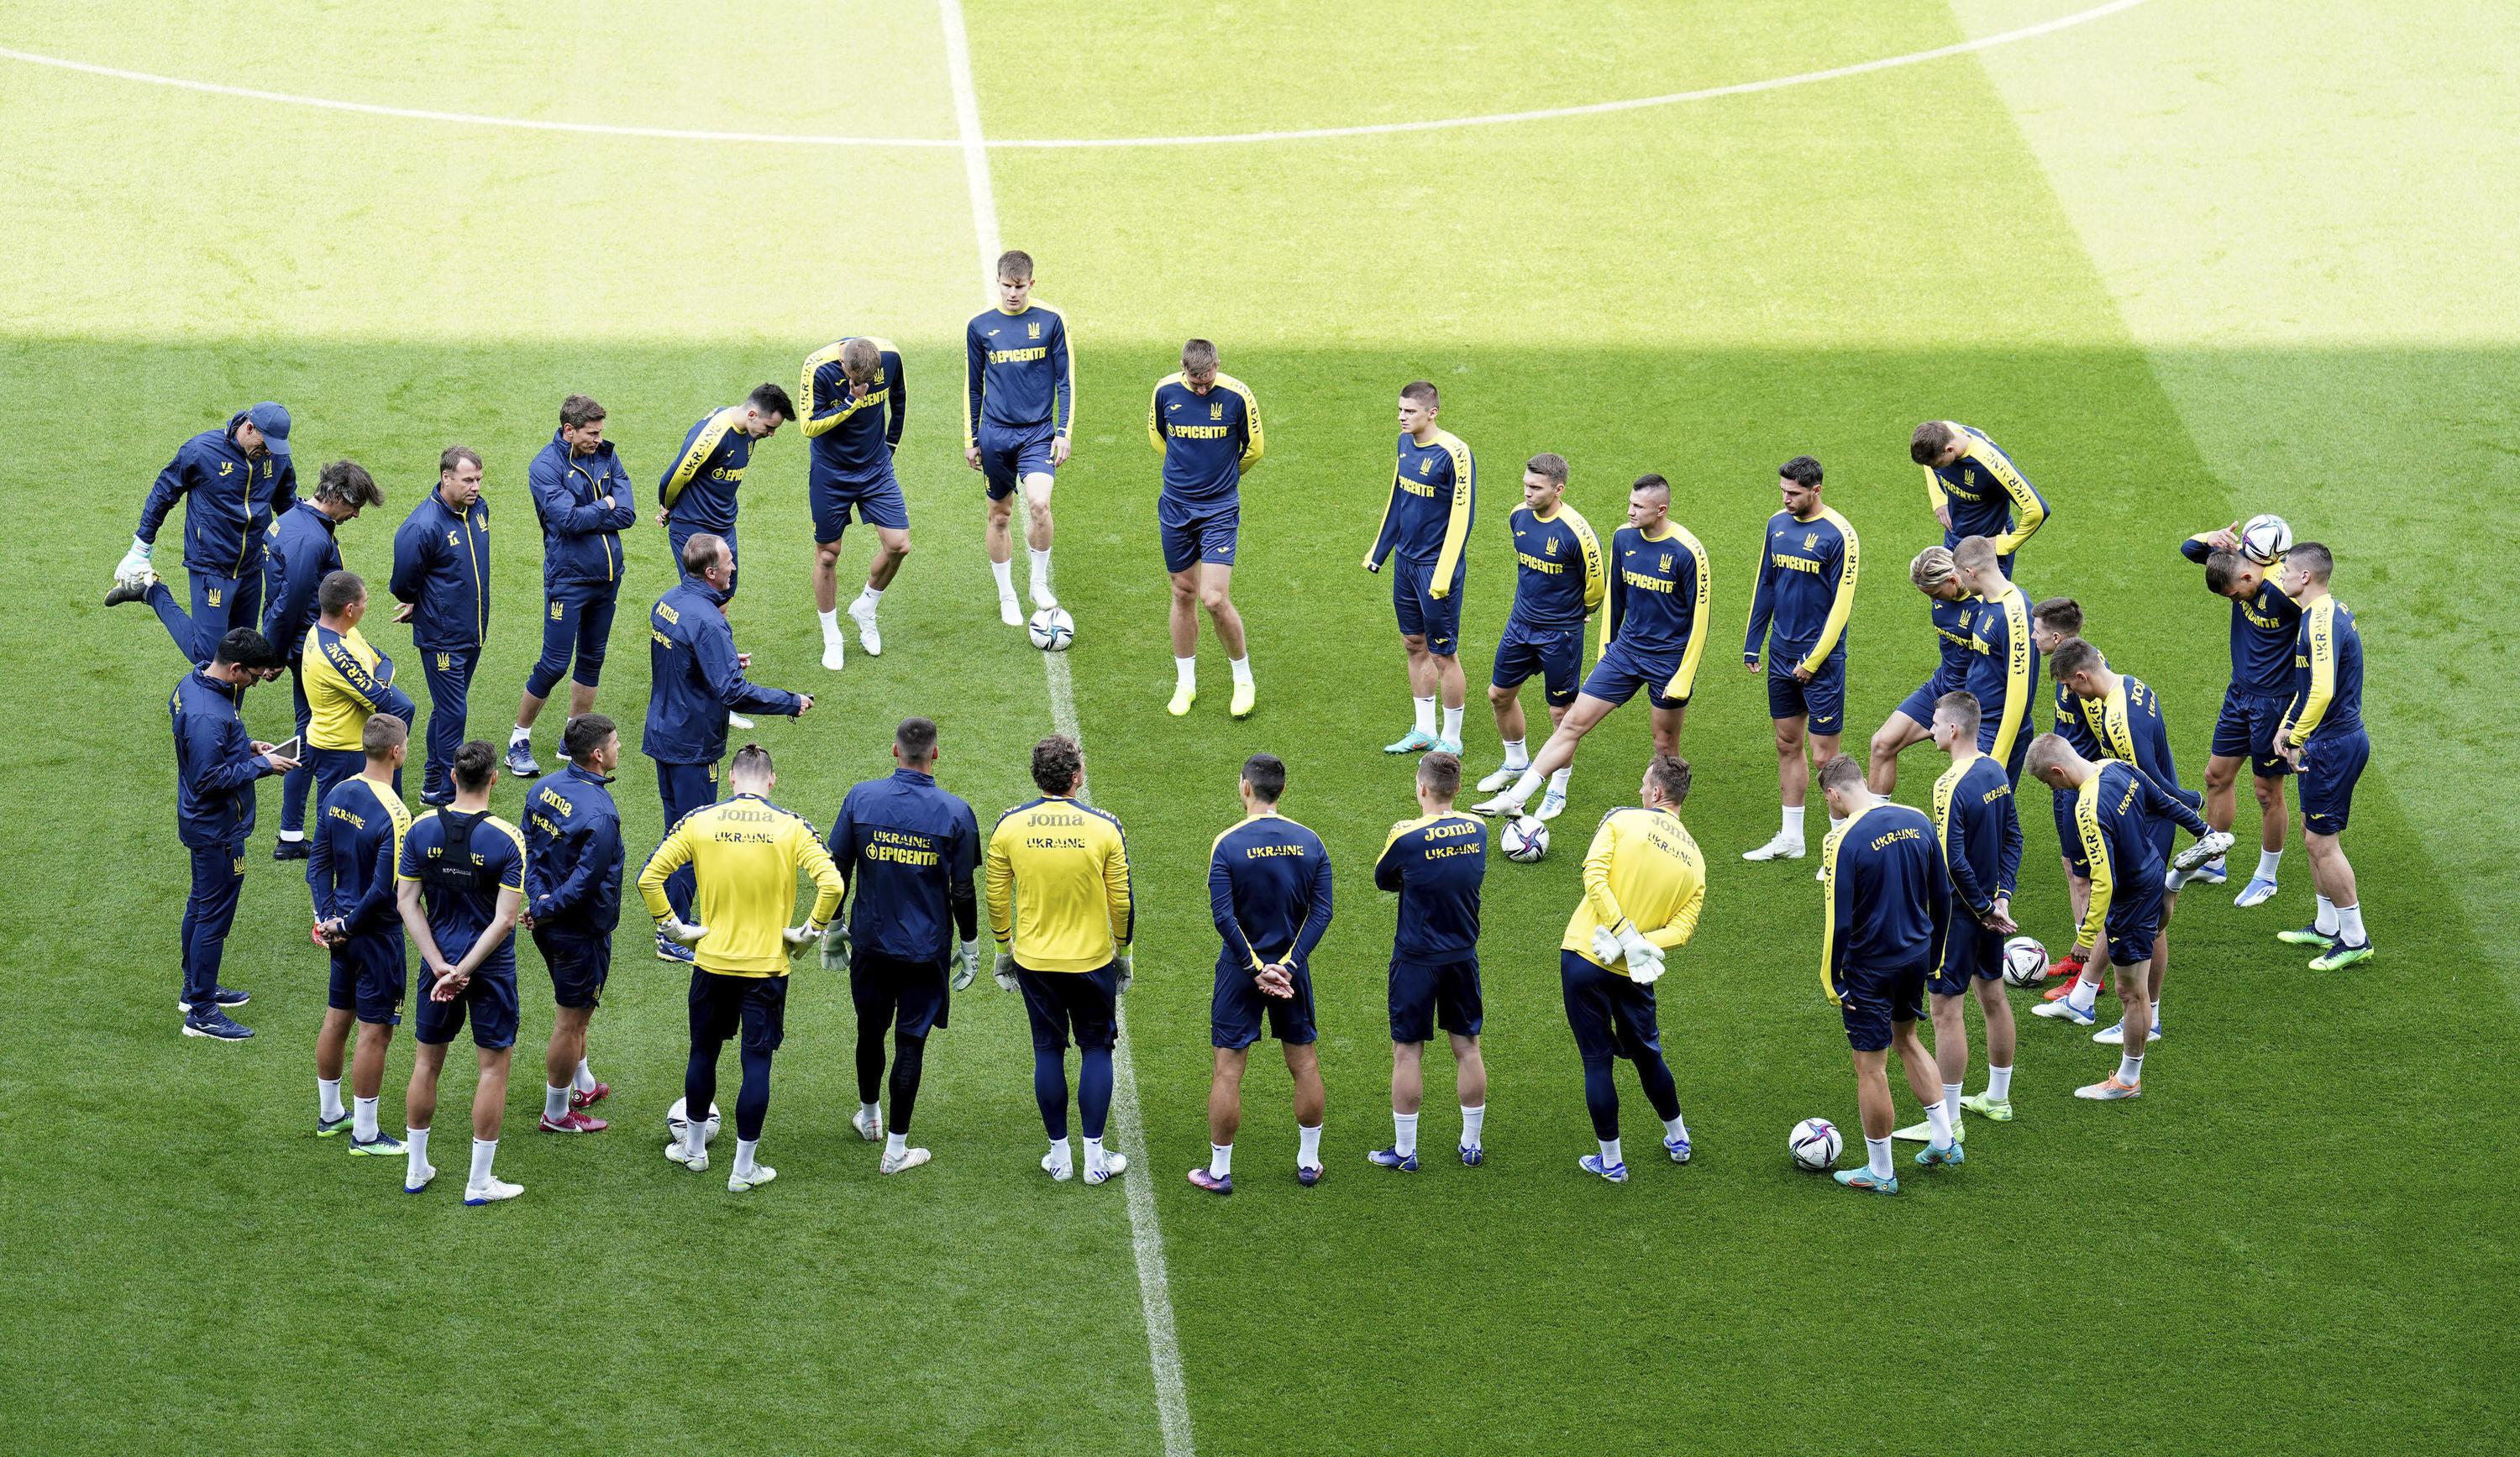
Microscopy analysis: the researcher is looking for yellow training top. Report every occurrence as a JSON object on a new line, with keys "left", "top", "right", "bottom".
{"left": 984, "top": 794, "right": 1135, "bottom": 972}
{"left": 637, "top": 793, "right": 843, "bottom": 977}
{"left": 1560, "top": 805, "right": 1705, "bottom": 975}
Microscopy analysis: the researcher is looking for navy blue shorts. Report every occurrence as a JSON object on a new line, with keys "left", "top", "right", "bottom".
{"left": 1834, "top": 959, "right": 1928, "bottom": 1052}
{"left": 668, "top": 521, "right": 738, "bottom": 597}
{"left": 1583, "top": 639, "right": 1690, "bottom": 711}
{"left": 2211, "top": 686, "right": 2295, "bottom": 779}
{"left": 978, "top": 422, "right": 1057, "bottom": 501}
{"left": 2299, "top": 727, "right": 2369, "bottom": 836}
{"left": 528, "top": 580, "right": 620, "bottom": 698}
{"left": 690, "top": 968, "right": 788, "bottom": 1054}
{"left": 853, "top": 949, "right": 952, "bottom": 1040}
{"left": 533, "top": 928, "right": 612, "bottom": 1009}
{"left": 1158, "top": 495, "right": 1240, "bottom": 574}
{"left": 1389, "top": 957, "right": 1482, "bottom": 1043}
{"left": 1492, "top": 620, "right": 1584, "bottom": 706}
{"left": 1559, "top": 949, "right": 1663, "bottom": 1065}
{"left": 1895, "top": 671, "right": 1962, "bottom": 731}
{"left": 2102, "top": 910, "right": 2161, "bottom": 971}
{"left": 1932, "top": 918, "right": 2002, "bottom": 997}
{"left": 1767, "top": 652, "right": 1846, "bottom": 735}
{"left": 327, "top": 936, "right": 407, "bottom": 1025}
{"left": 1390, "top": 556, "right": 1464, "bottom": 658}
{"left": 1016, "top": 964, "right": 1119, "bottom": 1052}
{"left": 1211, "top": 957, "right": 1318, "bottom": 1050}
{"left": 415, "top": 967, "right": 520, "bottom": 1050}
{"left": 811, "top": 467, "right": 909, "bottom": 542}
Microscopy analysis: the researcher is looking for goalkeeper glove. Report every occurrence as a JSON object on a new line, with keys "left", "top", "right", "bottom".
{"left": 1114, "top": 946, "right": 1133, "bottom": 996}
{"left": 993, "top": 945, "right": 1018, "bottom": 992}
{"left": 660, "top": 915, "right": 707, "bottom": 947}
{"left": 114, "top": 535, "right": 152, "bottom": 583}
{"left": 1616, "top": 927, "right": 1666, "bottom": 982}
{"left": 1589, "top": 925, "right": 1624, "bottom": 967}
{"left": 820, "top": 920, "right": 853, "bottom": 971}
{"left": 783, "top": 922, "right": 822, "bottom": 953}
{"left": 952, "top": 938, "right": 979, "bottom": 992}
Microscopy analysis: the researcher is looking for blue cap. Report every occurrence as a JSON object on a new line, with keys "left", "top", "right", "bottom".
{"left": 245, "top": 401, "right": 292, "bottom": 458}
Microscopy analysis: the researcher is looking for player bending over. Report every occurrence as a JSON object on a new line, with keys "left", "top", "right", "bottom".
{"left": 801, "top": 337, "right": 909, "bottom": 670}
{"left": 1364, "top": 381, "right": 1476, "bottom": 756}
{"left": 2181, "top": 521, "right": 2303, "bottom": 905}
{"left": 1864, "top": 545, "right": 1974, "bottom": 794}
{"left": 966, "top": 251, "right": 1074, "bottom": 626}
{"left": 1149, "top": 339, "right": 1264, "bottom": 718}
{"left": 1370, "top": 752, "right": 1489, "bottom": 1171}
{"left": 2272, "top": 543, "right": 2376, "bottom": 969}
{"left": 1912, "top": 420, "right": 2050, "bottom": 575}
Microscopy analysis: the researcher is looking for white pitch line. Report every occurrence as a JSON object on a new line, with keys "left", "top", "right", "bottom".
{"left": 935, "top": 3, "right": 1194, "bottom": 1454}
{"left": 0, "top": 1, "right": 2152, "bottom": 150}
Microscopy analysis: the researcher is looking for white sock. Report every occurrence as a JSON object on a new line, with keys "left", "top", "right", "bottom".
{"left": 1866, "top": 1135, "right": 1894, "bottom": 1180}
{"left": 1084, "top": 1134, "right": 1107, "bottom": 1174}
{"left": 1297, "top": 1122, "right": 1323, "bottom": 1169}
{"left": 279, "top": 828, "right": 306, "bottom": 842}
{"left": 1210, "top": 1142, "right": 1233, "bottom": 1177}
{"left": 1440, "top": 704, "right": 1464, "bottom": 742}
{"left": 857, "top": 584, "right": 884, "bottom": 609}
{"left": 885, "top": 1130, "right": 907, "bottom": 1158}
{"left": 1782, "top": 805, "right": 1805, "bottom": 839}
{"left": 1028, "top": 547, "right": 1053, "bottom": 592}
{"left": 1987, "top": 1064, "right": 2013, "bottom": 1101}
{"left": 1942, "top": 1082, "right": 1963, "bottom": 1116}
{"left": 2336, "top": 902, "right": 2367, "bottom": 944}
{"left": 406, "top": 1126, "right": 430, "bottom": 1182}
{"left": 353, "top": 1095, "right": 380, "bottom": 1141}
{"left": 1229, "top": 655, "right": 1252, "bottom": 686}
{"left": 1046, "top": 1136, "right": 1074, "bottom": 1173}
{"left": 817, "top": 608, "right": 841, "bottom": 639}
{"left": 2118, "top": 1051, "right": 2145, "bottom": 1084}
{"left": 734, "top": 1138, "right": 760, "bottom": 1179}
{"left": 684, "top": 1118, "right": 708, "bottom": 1160}
{"left": 1547, "top": 765, "right": 1572, "bottom": 794}
{"left": 318, "top": 1077, "right": 344, "bottom": 1122}
{"left": 1413, "top": 695, "right": 1437, "bottom": 736}
{"left": 543, "top": 1083, "right": 570, "bottom": 1121}
{"left": 507, "top": 726, "right": 528, "bottom": 744}
{"left": 2314, "top": 894, "right": 2339, "bottom": 935}
{"left": 1661, "top": 1112, "right": 1689, "bottom": 1145}
{"left": 1174, "top": 655, "right": 1197, "bottom": 690}
{"left": 990, "top": 558, "right": 1016, "bottom": 596}
{"left": 1504, "top": 767, "right": 1546, "bottom": 808}
{"left": 1393, "top": 1111, "right": 1420, "bottom": 1157}
{"left": 1829, "top": 815, "right": 1846, "bottom": 840}
{"left": 467, "top": 1137, "right": 497, "bottom": 1191}
{"left": 2255, "top": 848, "right": 2282, "bottom": 881}
{"left": 1501, "top": 738, "right": 1530, "bottom": 771}
{"left": 1599, "top": 1136, "right": 1624, "bottom": 1167}
{"left": 573, "top": 1059, "right": 596, "bottom": 1094}
{"left": 1461, "top": 1103, "right": 1486, "bottom": 1149}
{"left": 1925, "top": 1099, "right": 1953, "bottom": 1146}
{"left": 2067, "top": 972, "right": 2101, "bottom": 1014}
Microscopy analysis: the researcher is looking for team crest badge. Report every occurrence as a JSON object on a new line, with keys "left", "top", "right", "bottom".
{"left": 1418, "top": 459, "right": 1434, "bottom": 476}
{"left": 207, "top": 586, "right": 222, "bottom": 607}
{"left": 550, "top": 600, "right": 564, "bottom": 621}
{"left": 218, "top": 461, "right": 234, "bottom": 476}
{"left": 1803, "top": 532, "right": 1819, "bottom": 550}
{"left": 1657, "top": 553, "right": 1673, "bottom": 572}
{"left": 1026, "top": 322, "right": 1042, "bottom": 339}
{"left": 1209, "top": 401, "right": 1224, "bottom": 421}
{"left": 1546, "top": 537, "right": 1560, "bottom": 556}
{"left": 436, "top": 653, "right": 451, "bottom": 671}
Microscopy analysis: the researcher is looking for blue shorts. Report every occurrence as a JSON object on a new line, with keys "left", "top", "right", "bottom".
{"left": 978, "top": 422, "right": 1057, "bottom": 501}
{"left": 1016, "top": 965, "right": 1119, "bottom": 1052}
{"left": 1583, "top": 639, "right": 1690, "bottom": 711}
{"left": 1834, "top": 959, "right": 1928, "bottom": 1053}
{"left": 2298, "top": 727, "right": 2369, "bottom": 836}
{"left": 1767, "top": 652, "right": 1846, "bottom": 734}
{"left": 690, "top": 968, "right": 788, "bottom": 1055}
{"left": 1390, "top": 557, "right": 1464, "bottom": 657}
{"left": 853, "top": 949, "right": 952, "bottom": 1040}
{"left": 533, "top": 928, "right": 612, "bottom": 1009}
{"left": 2213, "top": 686, "right": 2297, "bottom": 779}
{"left": 811, "top": 467, "right": 909, "bottom": 542}
{"left": 1212, "top": 956, "right": 1317, "bottom": 1050}
{"left": 1158, "top": 495, "right": 1240, "bottom": 574}
{"left": 668, "top": 521, "right": 738, "bottom": 598}
{"left": 1389, "top": 957, "right": 1482, "bottom": 1043}
{"left": 1491, "top": 620, "right": 1584, "bottom": 706}
{"left": 2102, "top": 908, "right": 2161, "bottom": 971}
{"left": 414, "top": 967, "right": 520, "bottom": 1050}
{"left": 326, "top": 936, "right": 406, "bottom": 1025}
{"left": 1932, "top": 918, "right": 2002, "bottom": 997}
{"left": 527, "top": 579, "right": 620, "bottom": 698}
{"left": 1895, "top": 671, "right": 1963, "bottom": 731}
{"left": 2054, "top": 788, "right": 2088, "bottom": 875}
{"left": 1559, "top": 949, "right": 1663, "bottom": 1065}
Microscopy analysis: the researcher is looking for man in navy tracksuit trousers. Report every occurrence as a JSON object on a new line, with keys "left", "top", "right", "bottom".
{"left": 170, "top": 628, "right": 295, "bottom": 1040}
{"left": 392, "top": 447, "right": 492, "bottom": 805}
{"left": 507, "top": 396, "right": 637, "bottom": 778}
{"left": 111, "top": 402, "right": 298, "bottom": 663}
{"left": 264, "top": 460, "right": 385, "bottom": 857}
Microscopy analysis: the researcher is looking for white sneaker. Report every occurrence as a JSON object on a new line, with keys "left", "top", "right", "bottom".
{"left": 998, "top": 592, "right": 1025, "bottom": 627}
{"left": 879, "top": 1146, "right": 932, "bottom": 1175}
{"left": 1743, "top": 832, "right": 1806, "bottom": 862}
{"left": 1084, "top": 1151, "right": 1128, "bottom": 1186}
{"left": 1032, "top": 581, "right": 1058, "bottom": 611}
{"left": 1042, "top": 1148, "right": 1074, "bottom": 1182}
{"left": 822, "top": 632, "right": 845, "bottom": 672}
{"left": 848, "top": 600, "right": 883, "bottom": 656}
{"left": 727, "top": 713, "right": 754, "bottom": 731}
{"left": 1469, "top": 794, "right": 1526, "bottom": 818}
{"left": 1476, "top": 764, "right": 1524, "bottom": 793}
{"left": 665, "top": 1140, "right": 708, "bottom": 1172}
{"left": 1537, "top": 788, "right": 1568, "bottom": 821}
{"left": 851, "top": 1106, "right": 883, "bottom": 1142}
{"left": 403, "top": 1163, "right": 438, "bottom": 1194}
{"left": 727, "top": 1164, "right": 777, "bottom": 1192}
{"left": 463, "top": 1177, "right": 523, "bottom": 1206}
{"left": 1814, "top": 863, "right": 1826, "bottom": 882}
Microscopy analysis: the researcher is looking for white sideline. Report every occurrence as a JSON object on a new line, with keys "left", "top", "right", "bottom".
{"left": 0, "top": 1, "right": 2150, "bottom": 150}
{"left": 936, "top": 4, "right": 1195, "bottom": 1455}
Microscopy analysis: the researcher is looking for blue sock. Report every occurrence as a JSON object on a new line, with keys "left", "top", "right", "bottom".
{"left": 1582, "top": 1057, "right": 1620, "bottom": 1140}
{"left": 1078, "top": 1045, "right": 1115, "bottom": 1141}
{"left": 735, "top": 1043, "right": 773, "bottom": 1143}
{"left": 1033, "top": 1047, "right": 1070, "bottom": 1141}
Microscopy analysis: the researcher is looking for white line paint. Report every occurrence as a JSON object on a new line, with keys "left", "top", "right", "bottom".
{"left": 0, "top": 2, "right": 2152, "bottom": 151}
{"left": 935, "top": 3, "right": 1194, "bottom": 1453}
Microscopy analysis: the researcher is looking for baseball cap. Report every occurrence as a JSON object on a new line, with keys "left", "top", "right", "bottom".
{"left": 245, "top": 401, "right": 292, "bottom": 457}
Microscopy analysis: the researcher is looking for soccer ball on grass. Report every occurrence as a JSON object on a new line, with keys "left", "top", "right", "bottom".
{"left": 666, "top": 1097, "right": 723, "bottom": 1145}
{"left": 1788, "top": 1118, "right": 1841, "bottom": 1172}
{"left": 1029, "top": 606, "right": 1076, "bottom": 652}
{"left": 1499, "top": 815, "right": 1549, "bottom": 863}
{"left": 2000, "top": 936, "right": 2049, "bottom": 988}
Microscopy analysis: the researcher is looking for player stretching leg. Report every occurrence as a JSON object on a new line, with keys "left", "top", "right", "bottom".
{"left": 2273, "top": 544, "right": 2376, "bottom": 968}
{"left": 801, "top": 338, "right": 909, "bottom": 669}
{"left": 965, "top": 251, "right": 1074, "bottom": 626}
{"left": 2029, "top": 596, "right": 2101, "bottom": 987}
{"left": 1912, "top": 419, "right": 2050, "bottom": 577}
{"left": 1477, "top": 474, "right": 1704, "bottom": 819}
{"left": 1473, "top": 455, "right": 1604, "bottom": 820}
{"left": 2181, "top": 521, "right": 2302, "bottom": 903}
{"left": 1150, "top": 340, "right": 1264, "bottom": 718}
{"left": 1742, "top": 457, "right": 1857, "bottom": 870}
{"left": 1194, "top": 754, "right": 1335, "bottom": 1192}
{"left": 1363, "top": 382, "right": 1476, "bottom": 756}
{"left": 1864, "top": 547, "right": 1974, "bottom": 794}
{"left": 1370, "top": 753, "right": 1490, "bottom": 1170}
{"left": 1895, "top": 693, "right": 2022, "bottom": 1141}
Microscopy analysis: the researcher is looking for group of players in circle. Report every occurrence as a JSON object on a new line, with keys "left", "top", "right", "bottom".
{"left": 108, "top": 246, "right": 2376, "bottom": 1199}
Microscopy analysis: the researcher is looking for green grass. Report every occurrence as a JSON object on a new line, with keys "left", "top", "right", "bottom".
{"left": 3, "top": 3, "right": 2514, "bottom": 1453}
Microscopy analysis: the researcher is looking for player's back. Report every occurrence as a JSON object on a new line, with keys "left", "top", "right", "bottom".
{"left": 401, "top": 807, "right": 525, "bottom": 968}
{"left": 990, "top": 796, "right": 1131, "bottom": 971}
{"left": 1562, "top": 806, "right": 1704, "bottom": 959}
{"left": 1211, "top": 814, "right": 1331, "bottom": 961}
{"left": 2096, "top": 674, "right": 2192, "bottom": 801}
{"left": 1933, "top": 753, "right": 2014, "bottom": 889}
{"left": 315, "top": 774, "right": 407, "bottom": 913}
{"left": 832, "top": 770, "right": 977, "bottom": 961}
{"left": 2082, "top": 760, "right": 2171, "bottom": 889}
{"left": 2294, "top": 596, "right": 2364, "bottom": 740}
{"left": 1825, "top": 803, "right": 1940, "bottom": 967}
{"left": 1375, "top": 811, "right": 1486, "bottom": 966}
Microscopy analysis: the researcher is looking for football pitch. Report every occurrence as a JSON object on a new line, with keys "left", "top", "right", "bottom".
{"left": 3, "top": 2, "right": 2516, "bottom": 1452}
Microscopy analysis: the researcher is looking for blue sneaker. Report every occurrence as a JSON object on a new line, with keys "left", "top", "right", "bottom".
{"left": 1186, "top": 1168, "right": 1233, "bottom": 1196}
{"left": 1459, "top": 1144, "right": 1483, "bottom": 1166}
{"left": 1832, "top": 1166, "right": 1899, "bottom": 1194}
{"left": 1915, "top": 1140, "right": 1965, "bottom": 1168}
{"left": 316, "top": 1112, "right": 353, "bottom": 1137}
{"left": 1367, "top": 1147, "right": 1418, "bottom": 1172}
{"left": 182, "top": 1008, "right": 254, "bottom": 1040}
{"left": 1664, "top": 1133, "right": 1692, "bottom": 1165}
{"left": 1296, "top": 1163, "right": 1324, "bottom": 1187}
{"left": 655, "top": 931, "right": 696, "bottom": 965}
{"left": 349, "top": 1132, "right": 405, "bottom": 1156}
{"left": 1578, "top": 1153, "right": 1629, "bottom": 1182}
{"left": 2093, "top": 1017, "right": 2161, "bottom": 1046}
{"left": 2234, "top": 875, "right": 2279, "bottom": 908}
{"left": 176, "top": 985, "right": 249, "bottom": 1013}
{"left": 2189, "top": 858, "right": 2228, "bottom": 886}
{"left": 1431, "top": 737, "right": 1463, "bottom": 757}
{"left": 1383, "top": 729, "right": 1436, "bottom": 754}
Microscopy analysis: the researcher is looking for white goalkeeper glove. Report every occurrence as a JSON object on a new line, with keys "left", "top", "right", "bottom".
{"left": 1590, "top": 925, "right": 1625, "bottom": 966}
{"left": 114, "top": 535, "right": 153, "bottom": 583}
{"left": 783, "top": 922, "right": 822, "bottom": 954}
{"left": 660, "top": 915, "right": 707, "bottom": 947}
{"left": 1114, "top": 946, "right": 1134, "bottom": 996}
{"left": 1616, "top": 926, "right": 1666, "bottom": 981}
{"left": 952, "top": 938, "right": 979, "bottom": 991}
{"left": 820, "top": 920, "right": 853, "bottom": 971}
{"left": 993, "top": 946, "right": 1018, "bottom": 992}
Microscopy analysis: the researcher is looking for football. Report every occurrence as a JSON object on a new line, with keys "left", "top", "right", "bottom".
{"left": 1028, "top": 606, "right": 1077, "bottom": 652}
{"left": 1499, "top": 815, "right": 1549, "bottom": 863}
{"left": 2001, "top": 935, "right": 2050, "bottom": 988}
{"left": 1788, "top": 1117, "right": 1841, "bottom": 1172}
{"left": 2239, "top": 512, "right": 2292, "bottom": 565}
{"left": 666, "top": 1096, "right": 723, "bottom": 1145}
